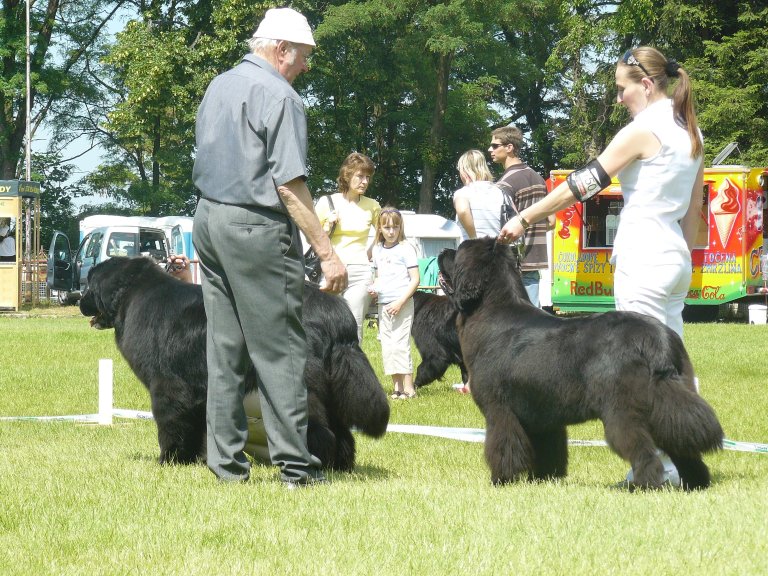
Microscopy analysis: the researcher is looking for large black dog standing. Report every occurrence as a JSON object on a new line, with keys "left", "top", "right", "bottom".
{"left": 438, "top": 237, "right": 723, "bottom": 490}
{"left": 79, "top": 256, "right": 389, "bottom": 472}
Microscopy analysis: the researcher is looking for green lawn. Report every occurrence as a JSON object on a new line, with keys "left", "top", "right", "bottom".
{"left": 1, "top": 311, "right": 767, "bottom": 575}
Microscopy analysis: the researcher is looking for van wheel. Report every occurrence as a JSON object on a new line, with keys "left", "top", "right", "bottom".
{"left": 57, "top": 291, "right": 76, "bottom": 306}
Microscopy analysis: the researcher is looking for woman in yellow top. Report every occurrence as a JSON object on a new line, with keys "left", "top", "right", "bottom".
{"left": 315, "top": 152, "right": 381, "bottom": 342}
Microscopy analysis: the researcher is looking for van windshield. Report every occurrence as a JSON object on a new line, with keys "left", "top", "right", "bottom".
{"left": 139, "top": 230, "right": 168, "bottom": 262}
{"left": 106, "top": 232, "right": 138, "bottom": 257}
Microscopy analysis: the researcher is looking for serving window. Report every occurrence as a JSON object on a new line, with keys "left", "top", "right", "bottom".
{"left": 582, "top": 194, "right": 623, "bottom": 248}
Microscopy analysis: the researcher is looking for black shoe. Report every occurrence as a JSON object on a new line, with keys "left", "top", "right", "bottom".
{"left": 216, "top": 475, "right": 249, "bottom": 484}
{"left": 283, "top": 476, "right": 328, "bottom": 490}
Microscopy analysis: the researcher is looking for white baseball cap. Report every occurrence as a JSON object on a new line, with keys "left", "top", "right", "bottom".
{"left": 252, "top": 7, "right": 316, "bottom": 47}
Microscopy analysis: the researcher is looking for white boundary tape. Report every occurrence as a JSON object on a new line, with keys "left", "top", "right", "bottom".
{"left": 2, "top": 360, "right": 766, "bottom": 455}
{"left": 386, "top": 424, "right": 768, "bottom": 454}
{"left": 1, "top": 416, "right": 766, "bottom": 454}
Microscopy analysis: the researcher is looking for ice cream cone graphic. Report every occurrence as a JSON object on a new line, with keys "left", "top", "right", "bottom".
{"left": 711, "top": 178, "right": 740, "bottom": 247}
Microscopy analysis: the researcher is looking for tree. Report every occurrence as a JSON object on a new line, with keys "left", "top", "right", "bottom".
{"left": 74, "top": 0, "right": 274, "bottom": 214}
{"left": 1, "top": 0, "right": 126, "bottom": 178}
{"left": 692, "top": 3, "right": 768, "bottom": 166}
{"left": 309, "top": 0, "right": 524, "bottom": 215}
{"left": 546, "top": 0, "right": 768, "bottom": 168}
{"left": 32, "top": 152, "right": 79, "bottom": 249}
{"left": 33, "top": 0, "right": 768, "bottom": 224}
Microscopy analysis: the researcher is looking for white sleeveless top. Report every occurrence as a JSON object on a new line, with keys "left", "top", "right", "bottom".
{"left": 453, "top": 180, "right": 505, "bottom": 241}
{"left": 612, "top": 98, "right": 703, "bottom": 264}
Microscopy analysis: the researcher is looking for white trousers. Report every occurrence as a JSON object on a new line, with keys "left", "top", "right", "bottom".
{"left": 613, "top": 253, "right": 692, "bottom": 338}
{"left": 340, "top": 263, "right": 373, "bottom": 343}
{"left": 378, "top": 297, "right": 414, "bottom": 375}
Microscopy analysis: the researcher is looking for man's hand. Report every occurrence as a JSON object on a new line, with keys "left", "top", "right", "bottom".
{"left": 319, "top": 254, "right": 346, "bottom": 294}
{"left": 167, "top": 255, "right": 193, "bottom": 284}
{"left": 277, "top": 177, "right": 348, "bottom": 293}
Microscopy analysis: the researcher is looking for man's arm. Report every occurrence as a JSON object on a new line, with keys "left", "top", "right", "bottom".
{"left": 278, "top": 177, "right": 347, "bottom": 293}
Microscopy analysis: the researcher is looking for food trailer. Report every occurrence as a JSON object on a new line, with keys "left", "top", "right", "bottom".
{"left": 549, "top": 166, "right": 768, "bottom": 318}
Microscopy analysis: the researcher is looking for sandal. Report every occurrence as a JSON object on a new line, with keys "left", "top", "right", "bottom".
{"left": 398, "top": 391, "right": 417, "bottom": 399}
{"left": 391, "top": 391, "right": 404, "bottom": 399}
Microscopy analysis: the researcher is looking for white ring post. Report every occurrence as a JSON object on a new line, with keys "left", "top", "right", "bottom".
{"left": 98, "top": 359, "right": 113, "bottom": 425}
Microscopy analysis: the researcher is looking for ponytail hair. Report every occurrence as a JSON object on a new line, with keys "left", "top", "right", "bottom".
{"left": 620, "top": 46, "right": 703, "bottom": 159}
{"left": 670, "top": 66, "right": 702, "bottom": 159}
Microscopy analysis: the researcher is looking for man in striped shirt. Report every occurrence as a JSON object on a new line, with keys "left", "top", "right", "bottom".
{"left": 489, "top": 125, "right": 552, "bottom": 307}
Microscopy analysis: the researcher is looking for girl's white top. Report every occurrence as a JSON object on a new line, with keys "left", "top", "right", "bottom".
{"left": 371, "top": 241, "right": 419, "bottom": 304}
{"left": 453, "top": 180, "right": 505, "bottom": 242}
{"left": 613, "top": 98, "right": 703, "bottom": 263}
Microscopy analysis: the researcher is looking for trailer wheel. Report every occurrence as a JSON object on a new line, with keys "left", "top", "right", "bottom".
{"left": 682, "top": 304, "right": 720, "bottom": 323}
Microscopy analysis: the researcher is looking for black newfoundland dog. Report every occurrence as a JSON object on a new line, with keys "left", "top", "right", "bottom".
{"left": 438, "top": 237, "right": 723, "bottom": 490}
{"left": 411, "top": 291, "right": 466, "bottom": 388}
{"left": 79, "top": 256, "right": 389, "bottom": 472}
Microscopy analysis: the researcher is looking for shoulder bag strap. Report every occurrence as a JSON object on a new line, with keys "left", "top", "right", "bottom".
{"left": 324, "top": 194, "right": 337, "bottom": 237}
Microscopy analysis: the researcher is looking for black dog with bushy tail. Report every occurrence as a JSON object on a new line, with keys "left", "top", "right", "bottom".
{"left": 438, "top": 237, "right": 723, "bottom": 490}
{"left": 79, "top": 256, "right": 389, "bottom": 472}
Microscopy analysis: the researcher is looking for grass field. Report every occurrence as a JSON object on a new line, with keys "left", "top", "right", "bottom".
{"left": 1, "top": 308, "right": 767, "bottom": 575}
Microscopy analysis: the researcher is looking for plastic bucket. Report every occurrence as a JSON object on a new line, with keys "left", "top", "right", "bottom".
{"left": 748, "top": 304, "right": 767, "bottom": 325}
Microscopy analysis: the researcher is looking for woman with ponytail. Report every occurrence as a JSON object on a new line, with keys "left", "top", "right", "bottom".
{"left": 498, "top": 46, "right": 705, "bottom": 488}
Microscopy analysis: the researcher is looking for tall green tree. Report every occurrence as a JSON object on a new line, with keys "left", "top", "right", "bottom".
{"left": 310, "top": 0, "right": 527, "bottom": 215}
{"left": 1, "top": 0, "right": 125, "bottom": 178}
{"left": 32, "top": 152, "right": 79, "bottom": 249}
{"left": 79, "top": 0, "right": 273, "bottom": 214}
{"left": 547, "top": 0, "right": 768, "bottom": 167}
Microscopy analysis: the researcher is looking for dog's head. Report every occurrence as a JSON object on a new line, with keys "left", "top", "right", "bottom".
{"left": 438, "top": 237, "right": 525, "bottom": 312}
{"left": 79, "top": 256, "right": 159, "bottom": 329}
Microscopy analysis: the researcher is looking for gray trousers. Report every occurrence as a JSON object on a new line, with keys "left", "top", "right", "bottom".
{"left": 192, "top": 198, "right": 323, "bottom": 483}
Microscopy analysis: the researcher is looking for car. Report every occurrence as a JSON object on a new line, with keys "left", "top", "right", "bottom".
{"left": 46, "top": 225, "right": 170, "bottom": 304}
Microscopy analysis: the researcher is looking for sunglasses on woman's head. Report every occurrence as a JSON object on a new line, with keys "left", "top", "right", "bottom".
{"left": 622, "top": 49, "right": 651, "bottom": 77}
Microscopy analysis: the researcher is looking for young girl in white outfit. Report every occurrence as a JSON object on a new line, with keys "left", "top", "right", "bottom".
{"left": 368, "top": 208, "right": 420, "bottom": 399}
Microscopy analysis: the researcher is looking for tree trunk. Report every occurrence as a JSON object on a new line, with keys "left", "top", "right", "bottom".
{"left": 418, "top": 51, "right": 452, "bottom": 214}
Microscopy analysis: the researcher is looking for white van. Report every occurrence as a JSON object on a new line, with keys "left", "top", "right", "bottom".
{"left": 46, "top": 226, "right": 170, "bottom": 304}
{"left": 79, "top": 214, "right": 199, "bottom": 281}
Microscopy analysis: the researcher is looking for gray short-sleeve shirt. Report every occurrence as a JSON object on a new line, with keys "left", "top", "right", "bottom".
{"left": 192, "top": 54, "right": 308, "bottom": 212}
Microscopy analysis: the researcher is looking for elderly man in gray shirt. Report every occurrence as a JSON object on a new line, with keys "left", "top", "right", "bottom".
{"left": 192, "top": 7, "right": 347, "bottom": 487}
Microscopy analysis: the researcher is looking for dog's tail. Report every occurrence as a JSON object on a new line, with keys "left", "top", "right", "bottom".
{"left": 644, "top": 332, "right": 724, "bottom": 456}
{"left": 650, "top": 382, "right": 724, "bottom": 455}
{"left": 326, "top": 343, "right": 390, "bottom": 438}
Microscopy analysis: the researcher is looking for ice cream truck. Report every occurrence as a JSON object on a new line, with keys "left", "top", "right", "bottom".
{"left": 548, "top": 165, "right": 768, "bottom": 319}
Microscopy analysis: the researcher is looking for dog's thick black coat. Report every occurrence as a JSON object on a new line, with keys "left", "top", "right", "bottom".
{"left": 79, "top": 256, "right": 389, "bottom": 471}
{"left": 438, "top": 238, "right": 723, "bottom": 489}
{"left": 412, "top": 291, "right": 466, "bottom": 387}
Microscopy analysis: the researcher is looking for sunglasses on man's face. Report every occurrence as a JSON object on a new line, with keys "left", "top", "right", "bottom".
{"left": 489, "top": 143, "right": 507, "bottom": 150}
